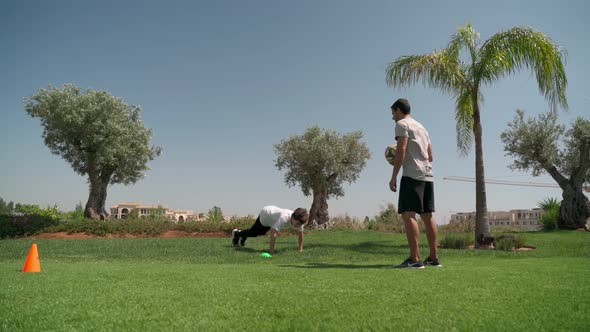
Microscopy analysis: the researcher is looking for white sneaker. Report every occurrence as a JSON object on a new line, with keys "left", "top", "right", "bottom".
{"left": 231, "top": 229, "right": 239, "bottom": 247}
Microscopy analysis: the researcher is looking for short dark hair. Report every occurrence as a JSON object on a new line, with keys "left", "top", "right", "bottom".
{"left": 292, "top": 208, "right": 309, "bottom": 225}
{"left": 391, "top": 98, "right": 411, "bottom": 115}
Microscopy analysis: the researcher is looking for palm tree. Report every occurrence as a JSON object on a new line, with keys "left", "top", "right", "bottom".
{"left": 385, "top": 23, "right": 567, "bottom": 247}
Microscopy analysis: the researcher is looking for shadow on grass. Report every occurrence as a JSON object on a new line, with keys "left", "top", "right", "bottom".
{"left": 232, "top": 247, "right": 290, "bottom": 255}
{"left": 306, "top": 241, "right": 408, "bottom": 254}
{"left": 230, "top": 239, "right": 410, "bottom": 257}
{"left": 279, "top": 263, "right": 392, "bottom": 269}
{"left": 232, "top": 247, "right": 259, "bottom": 253}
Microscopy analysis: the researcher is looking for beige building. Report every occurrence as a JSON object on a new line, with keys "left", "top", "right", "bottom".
{"left": 450, "top": 208, "right": 543, "bottom": 230}
{"left": 110, "top": 202, "right": 200, "bottom": 222}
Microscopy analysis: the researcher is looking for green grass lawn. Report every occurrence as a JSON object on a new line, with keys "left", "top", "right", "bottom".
{"left": 1, "top": 230, "right": 588, "bottom": 331}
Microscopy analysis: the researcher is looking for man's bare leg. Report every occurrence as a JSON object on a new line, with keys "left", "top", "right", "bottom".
{"left": 421, "top": 212, "right": 438, "bottom": 260}
{"left": 402, "top": 211, "right": 420, "bottom": 261}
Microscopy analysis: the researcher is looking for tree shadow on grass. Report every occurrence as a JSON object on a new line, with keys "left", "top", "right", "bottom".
{"left": 279, "top": 263, "right": 392, "bottom": 269}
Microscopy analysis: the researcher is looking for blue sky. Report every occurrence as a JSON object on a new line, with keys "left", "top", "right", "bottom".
{"left": 1, "top": 0, "right": 588, "bottom": 223}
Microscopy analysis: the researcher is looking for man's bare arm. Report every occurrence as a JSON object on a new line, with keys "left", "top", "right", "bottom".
{"left": 390, "top": 136, "right": 408, "bottom": 192}
{"left": 298, "top": 232, "right": 304, "bottom": 252}
{"left": 269, "top": 229, "right": 278, "bottom": 254}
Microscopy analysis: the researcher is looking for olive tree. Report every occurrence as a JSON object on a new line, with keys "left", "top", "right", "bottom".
{"left": 501, "top": 110, "right": 590, "bottom": 229}
{"left": 274, "top": 126, "right": 371, "bottom": 225}
{"left": 25, "top": 84, "right": 162, "bottom": 220}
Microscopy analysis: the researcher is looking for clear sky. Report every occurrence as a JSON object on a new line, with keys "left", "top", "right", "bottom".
{"left": 1, "top": 0, "right": 588, "bottom": 223}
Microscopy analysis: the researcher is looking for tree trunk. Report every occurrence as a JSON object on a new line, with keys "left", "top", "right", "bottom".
{"left": 559, "top": 186, "right": 590, "bottom": 229}
{"left": 84, "top": 178, "right": 108, "bottom": 220}
{"left": 543, "top": 138, "right": 590, "bottom": 229}
{"left": 472, "top": 93, "right": 491, "bottom": 248}
{"left": 309, "top": 190, "right": 329, "bottom": 226}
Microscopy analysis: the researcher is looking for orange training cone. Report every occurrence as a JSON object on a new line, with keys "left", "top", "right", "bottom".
{"left": 22, "top": 243, "right": 41, "bottom": 273}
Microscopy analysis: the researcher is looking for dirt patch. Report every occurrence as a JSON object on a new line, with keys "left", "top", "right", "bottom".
{"left": 33, "top": 232, "right": 96, "bottom": 239}
{"left": 462, "top": 244, "right": 536, "bottom": 251}
{"left": 31, "top": 231, "right": 229, "bottom": 239}
{"left": 515, "top": 246, "right": 537, "bottom": 251}
{"left": 464, "top": 244, "right": 498, "bottom": 250}
{"left": 159, "top": 230, "right": 227, "bottom": 238}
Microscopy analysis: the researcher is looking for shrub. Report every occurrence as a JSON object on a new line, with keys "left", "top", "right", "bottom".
{"left": 328, "top": 214, "right": 365, "bottom": 230}
{"left": 538, "top": 197, "right": 560, "bottom": 211}
{"left": 110, "top": 218, "right": 172, "bottom": 236}
{"left": 441, "top": 217, "right": 475, "bottom": 233}
{"left": 17, "top": 213, "right": 258, "bottom": 238}
{"left": 14, "top": 204, "right": 59, "bottom": 219}
{"left": 0, "top": 205, "right": 60, "bottom": 238}
{"left": 440, "top": 233, "right": 473, "bottom": 249}
{"left": 173, "top": 216, "right": 256, "bottom": 233}
{"left": 491, "top": 225, "right": 529, "bottom": 233}
{"left": 367, "top": 203, "right": 405, "bottom": 233}
{"left": 43, "top": 216, "right": 174, "bottom": 236}
{"left": 0, "top": 215, "right": 18, "bottom": 238}
{"left": 495, "top": 234, "right": 527, "bottom": 251}
{"left": 538, "top": 198, "right": 560, "bottom": 231}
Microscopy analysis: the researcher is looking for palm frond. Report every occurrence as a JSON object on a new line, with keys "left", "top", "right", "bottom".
{"left": 447, "top": 22, "right": 480, "bottom": 64}
{"left": 454, "top": 88, "right": 475, "bottom": 156}
{"left": 476, "top": 26, "right": 568, "bottom": 112}
{"left": 385, "top": 50, "right": 466, "bottom": 94}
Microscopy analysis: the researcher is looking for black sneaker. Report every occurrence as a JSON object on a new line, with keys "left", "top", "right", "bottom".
{"left": 231, "top": 229, "right": 239, "bottom": 247}
{"left": 393, "top": 258, "right": 425, "bottom": 269}
{"left": 423, "top": 257, "right": 442, "bottom": 267}
{"left": 239, "top": 236, "right": 246, "bottom": 247}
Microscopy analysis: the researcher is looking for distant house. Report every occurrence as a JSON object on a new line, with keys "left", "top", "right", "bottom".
{"left": 109, "top": 202, "right": 201, "bottom": 222}
{"left": 450, "top": 208, "right": 542, "bottom": 230}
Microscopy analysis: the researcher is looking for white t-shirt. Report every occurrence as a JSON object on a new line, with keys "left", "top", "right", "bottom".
{"left": 395, "top": 117, "right": 434, "bottom": 182}
{"left": 259, "top": 205, "right": 304, "bottom": 232}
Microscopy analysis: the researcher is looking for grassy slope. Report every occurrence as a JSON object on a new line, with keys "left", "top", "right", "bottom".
{"left": 0, "top": 230, "right": 588, "bottom": 331}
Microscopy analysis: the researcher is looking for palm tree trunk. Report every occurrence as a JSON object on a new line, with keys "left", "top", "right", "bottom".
{"left": 472, "top": 96, "right": 491, "bottom": 247}
{"left": 309, "top": 190, "right": 329, "bottom": 226}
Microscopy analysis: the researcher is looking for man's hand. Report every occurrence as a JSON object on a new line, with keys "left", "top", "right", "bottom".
{"left": 389, "top": 177, "right": 397, "bottom": 192}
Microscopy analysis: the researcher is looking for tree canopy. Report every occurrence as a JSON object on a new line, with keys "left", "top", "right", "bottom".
{"left": 501, "top": 110, "right": 590, "bottom": 183}
{"left": 274, "top": 126, "right": 370, "bottom": 199}
{"left": 25, "top": 84, "right": 162, "bottom": 185}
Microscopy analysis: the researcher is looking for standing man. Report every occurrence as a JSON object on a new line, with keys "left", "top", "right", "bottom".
{"left": 232, "top": 205, "right": 308, "bottom": 254}
{"left": 389, "top": 98, "right": 441, "bottom": 268}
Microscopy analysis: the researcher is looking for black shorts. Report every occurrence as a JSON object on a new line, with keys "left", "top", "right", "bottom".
{"left": 398, "top": 176, "right": 435, "bottom": 214}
